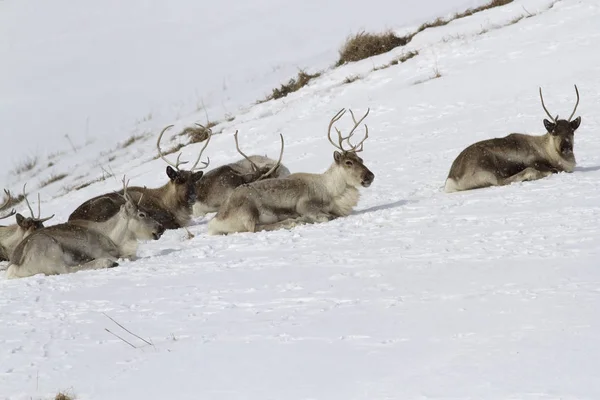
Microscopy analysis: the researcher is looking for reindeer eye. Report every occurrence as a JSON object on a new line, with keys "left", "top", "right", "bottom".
{"left": 345, "top": 160, "right": 353, "bottom": 166}
{"left": 138, "top": 212, "right": 146, "bottom": 218}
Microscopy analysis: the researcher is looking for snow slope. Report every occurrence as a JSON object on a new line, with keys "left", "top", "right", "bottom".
{"left": 2, "top": 0, "right": 600, "bottom": 399}
{"left": 0, "top": 0, "right": 487, "bottom": 174}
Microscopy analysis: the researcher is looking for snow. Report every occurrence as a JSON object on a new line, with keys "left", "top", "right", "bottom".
{"left": 2, "top": 0, "right": 600, "bottom": 399}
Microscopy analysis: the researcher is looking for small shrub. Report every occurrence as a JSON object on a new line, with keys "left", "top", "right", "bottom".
{"left": 55, "top": 391, "right": 75, "bottom": 400}
{"left": 414, "top": 67, "right": 442, "bottom": 85}
{"left": 373, "top": 50, "right": 419, "bottom": 71}
{"left": 12, "top": 156, "right": 38, "bottom": 175}
{"left": 180, "top": 122, "right": 215, "bottom": 144}
{"left": 343, "top": 75, "right": 361, "bottom": 84}
{"left": 336, "top": 30, "right": 410, "bottom": 66}
{"left": 262, "top": 70, "right": 321, "bottom": 102}
{"left": 413, "top": 0, "right": 514, "bottom": 36}
{"left": 120, "top": 134, "right": 145, "bottom": 149}
{"left": 40, "top": 173, "right": 68, "bottom": 188}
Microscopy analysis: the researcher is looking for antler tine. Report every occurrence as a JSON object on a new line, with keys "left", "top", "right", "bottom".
{"left": 234, "top": 130, "right": 260, "bottom": 172}
{"left": 327, "top": 108, "right": 347, "bottom": 150}
{"left": 189, "top": 125, "right": 212, "bottom": 171}
{"left": 257, "top": 134, "right": 285, "bottom": 181}
{"left": 0, "top": 209, "right": 16, "bottom": 221}
{"left": 539, "top": 87, "right": 556, "bottom": 123}
{"left": 1, "top": 189, "right": 11, "bottom": 210}
{"left": 37, "top": 213, "right": 55, "bottom": 223}
{"left": 156, "top": 124, "right": 182, "bottom": 170}
{"left": 22, "top": 184, "right": 36, "bottom": 219}
{"left": 568, "top": 84, "right": 580, "bottom": 122}
{"left": 347, "top": 124, "right": 369, "bottom": 153}
{"left": 344, "top": 108, "right": 370, "bottom": 148}
{"left": 36, "top": 193, "right": 41, "bottom": 218}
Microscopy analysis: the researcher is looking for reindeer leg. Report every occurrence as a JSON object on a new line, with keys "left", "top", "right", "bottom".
{"left": 499, "top": 167, "right": 553, "bottom": 186}
{"left": 296, "top": 199, "right": 335, "bottom": 223}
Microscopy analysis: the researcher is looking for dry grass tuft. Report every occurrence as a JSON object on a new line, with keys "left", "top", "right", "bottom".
{"left": 336, "top": 30, "right": 410, "bottom": 66}
{"left": 414, "top": 67, "right": 442, "bottom": 85}
{"left": 180, "top": 122, "right": 215, "bottom": 144}
{"left": 55, "top": 391, "right": 75, "bottom": 400}
{"left": 414, "top": 0, "right": 513, "bottom": 34}
{"left": 120, "top": 134, "right": 146, "bottom": 149}
{"left": 343, "top": 75, "right": 361, "bottom": 84}
{"left": 13, "top": 156, "right": 38, "bottom": 175}
{"left": 373, "top": 50, "right": 419, "bottom": 71}
{"left": 40, "top": 173, "right": 68, "bottom": 188}
{"left": 261, "top": 70, "right": 322, "bottom": 102}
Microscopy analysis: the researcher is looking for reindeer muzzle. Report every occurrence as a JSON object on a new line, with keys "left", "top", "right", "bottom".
{"left": 361, "top": 171, "right": 375, "bottom": 188}
{"left": 153, "top": 224, "right": 165, "bottom": 240}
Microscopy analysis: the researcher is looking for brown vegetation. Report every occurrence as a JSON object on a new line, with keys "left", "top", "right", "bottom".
{"left": 261, "top": 70, "right": 321, "bottom": 102}
{"left": 40, "top": 173, "right": 68, "bottom": 188}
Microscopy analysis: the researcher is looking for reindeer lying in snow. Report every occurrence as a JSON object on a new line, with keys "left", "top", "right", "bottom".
{"left": 193, "top": 131, "right": 289, "bottom": 217}
{"left": 6, "top": 179, "right": 164, "bottom": 279}
{"left": 445, "top": 85, "right": 582, "bottom": 192}
{"left": 69, "top": 124, "right": 211, "bottom": 229}
{"left": 0, "top": 187, "right": 54, "bottom": 261}
{"left": 208, "top": 108, "right": 375, "bottom": 234}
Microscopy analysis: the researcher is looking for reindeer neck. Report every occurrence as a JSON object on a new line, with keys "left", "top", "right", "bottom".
{"left": 0, "top": 225, "right": 26, "bottom": 253}
{"left": 141, "top": 182, "right": 183, "bottom": 210}
{"left": 83, "top": 212, "right": 134, "bottom": 247}
{"left": 322, "top": 163, "right": 351, "bottom": 197}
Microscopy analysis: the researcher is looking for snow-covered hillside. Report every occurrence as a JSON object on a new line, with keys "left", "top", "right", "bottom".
{"left": 2, "top": 0, "right": 600, "bottom": 399}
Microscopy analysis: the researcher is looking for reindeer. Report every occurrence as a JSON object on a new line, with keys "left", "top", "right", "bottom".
{"left": 445, "top": 85, "right": 582, "bottom": 192}
{"left": 193, "top": 131, "right": 288, "bottom": 217}
{"left": 208, "top": 108, "right": 375, "bottom": 235}
{"left": 0, "top": 187, "right": 54, "bottom": 261}
{"left": 69, "top": 124, "right": 211, "bottom": 229}
{"left": 6, "top": 179, "right": 164, "bottom": 279}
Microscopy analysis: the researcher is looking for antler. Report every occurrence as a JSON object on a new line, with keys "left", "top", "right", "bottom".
{"left": 234, "top": 130, "right": 260, "bottom": 173}
{"left": 234, "top": 131, "right": 285, "bottom": 180}
{"left": 1, "top": 189, "right": 12, "bottom": 210}
{"left": 0, "top": 190, "right": 15, "bottom": 221}
{"left": 156, "top": 125, "right": 187, "bottom": 170}
{"left": 327, "top": 108, "right": 370, "bottom": 153}
{"left": 189, "top": 123, "right": 211, "bottom": 171}
{"left": 156, "top": 124, "right": 211, "bottom": 171}
{"left": 568, "top": 84, "right": 580, "bottom": 122}
{"left": 21, "top": 184, "right": 55, "bottom": 223}
{"left": 256, "top": 134, "right": 285, "bottom": 181}
{"left": 539, "top": 87, "right": 557, "bottom": 123}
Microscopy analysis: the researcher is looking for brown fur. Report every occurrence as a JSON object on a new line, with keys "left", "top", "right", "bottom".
{"left": 445, "top": 86, "right": 581, "bottom": 192}
{"left": 68, "top": 167, "right": 203, "bottom": 229}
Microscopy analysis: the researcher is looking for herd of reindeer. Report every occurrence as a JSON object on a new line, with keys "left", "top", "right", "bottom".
{"left": 0, "top": 85, "right": 582, "bottom": 279}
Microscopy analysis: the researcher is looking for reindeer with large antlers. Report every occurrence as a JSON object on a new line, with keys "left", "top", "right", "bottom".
{"left": 445, "top": 85, "right": 582, "bottom": 192}
{"left": 0, "top": 186, "right": 54, "bottom": 262}
{"left": 69, "top": 124, "right": 211, "bottom": 229}
{"left": 6, "top": 178, "right": 164, "bottom": 279}
{"left": 208, "top": 108, "right": 375, "bottom": 234}
{"left": 193, "top": 131, "right": 289, "bottom": 217}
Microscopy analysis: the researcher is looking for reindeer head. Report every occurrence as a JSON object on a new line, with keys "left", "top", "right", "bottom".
{"left": 327, "top": 108, "right": 375, "bottom": 188}
{"left": 539, "top": 85, "right": 581, "bottom": 158}
{"left": 117, "top": 178, "right": 165, "bottom": 240}
{"left": 13, "top": 185, "right": 54, "bottom": 234}
{"left": 157, "top": 124, "right": 211, "bottom": 206}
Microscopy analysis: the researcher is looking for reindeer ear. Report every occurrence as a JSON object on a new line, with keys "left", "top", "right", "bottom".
{"left": 333, "top": 151, "right": 343, "bottom": 163}
{"left": 570, "top": 116, "right": 581, "bottom": 131}
{"left": 166, "top": 166, "right": 178, "bottom": 181}
{"left": 192, "top": 171, "right": 204, "bottom": 182}
{"left": 15, "top": 213, "right": 25, "bottom": 226}
{"left": 543, "top": 119, "right": 556, "bottom": 133}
